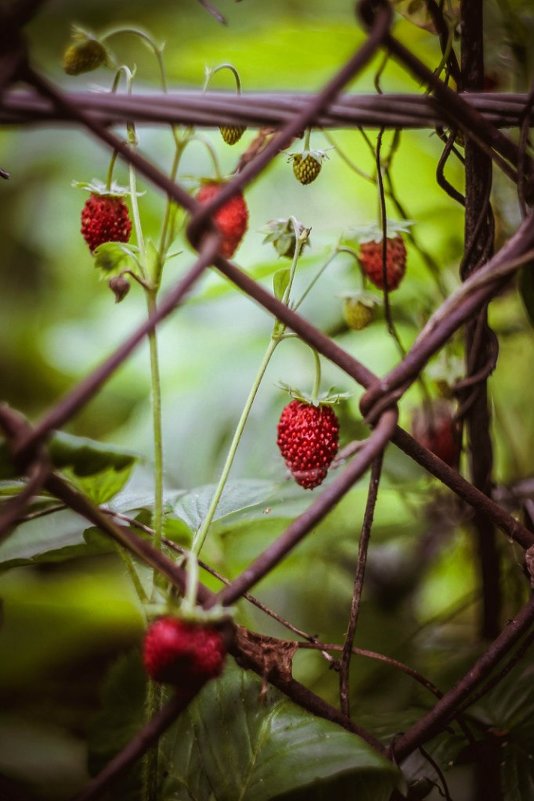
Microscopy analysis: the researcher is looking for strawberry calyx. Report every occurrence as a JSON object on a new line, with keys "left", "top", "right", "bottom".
{"left": 278, "top": 382, "right": 350, "bottom": 407}
{"left": 72, "top": 179, "right": 139, "bottom": 198}
{"left": 353, "top": 219, "right": 413, "bottom": 244}
{"left": 263, "top": 217, "right": 311, "bottom": 259}
{"left": 287, "top": 148, "right": 328, "bottom": 167}
{"left": 338, "top": 289, "right": 381, "bottom": 309}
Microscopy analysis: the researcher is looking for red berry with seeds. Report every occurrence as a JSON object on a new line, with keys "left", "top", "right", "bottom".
{"left": 411, "top": 400, "right": 461, "bottom": 468}
{"left": 196, "top": 181, "right": 248, "bottom": 258}
{"left": 143, "top": 617, "right": 226, "bottom": 687}
{"left": 359, "top": 235, "right": 407, "bottom": 291}
{"left": 277, "top": 400, "right": 340, "bottom": 489}
{"left": 81, "top": 194, "right": 132, "bottom": 253}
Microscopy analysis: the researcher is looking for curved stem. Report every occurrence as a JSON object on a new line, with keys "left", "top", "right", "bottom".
{"left": 204, "top": 62, "right": 242, "bottom": 95}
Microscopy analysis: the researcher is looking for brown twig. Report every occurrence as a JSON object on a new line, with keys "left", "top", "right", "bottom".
{"left": 339, "top": 455, "right": 383, "bottom": 717}
{"left": 392, "top": 594, "right": 534, "bottom": 760}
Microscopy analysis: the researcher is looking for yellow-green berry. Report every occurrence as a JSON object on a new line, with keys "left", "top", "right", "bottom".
{"left": 63, "top": 39, "right": 107, "bottom": 75}
{"left": 341, "top": 292, "right": 380, "bottom": 331}
{"left": 292, "top": 153, "right": 322, "bottom": 185}
{"left": 219, "top": 125, "right": 246, "bottom": 145}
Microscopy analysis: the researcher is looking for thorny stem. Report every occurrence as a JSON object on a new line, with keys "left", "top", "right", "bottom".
{"left": 339, "top": 455, "right": 383, "bottom": 717}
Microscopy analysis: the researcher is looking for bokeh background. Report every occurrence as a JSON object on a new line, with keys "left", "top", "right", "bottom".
{"left": 1, "top": 1, "right": 534, "bottom": 798}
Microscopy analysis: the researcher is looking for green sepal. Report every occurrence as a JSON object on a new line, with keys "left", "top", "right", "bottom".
{"left": 93, "top": 242, "right": 138, "bottom": 274}
{"left": 352, "top": 219, "right": 413, "bottom": 243}
{"left": 338, "top": 289, "right": 382, "bottom": 308}
{"left": 273, "top": 267, "right": 291, "bottom": 300}
{"left": 287, "top": 149, "right": 328, "bottom": 165}
{"left": 278, "top": 382, "right": 350, "bottom": 407}
{"left": 72, "top": 179, "right": 143, "bottom": 198}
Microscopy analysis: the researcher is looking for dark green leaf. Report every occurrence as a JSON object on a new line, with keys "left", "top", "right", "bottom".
{"left": 0, "top": 430, "right": 137, "bottom": 481}
{"left": 519, "top": 265, "right": 534, "bottom": 328}
{"left": 469, "top": 661, "right": 534, "bottom": 801}
{"left": 160, "top": 666, "right": 399, "bottom": 801}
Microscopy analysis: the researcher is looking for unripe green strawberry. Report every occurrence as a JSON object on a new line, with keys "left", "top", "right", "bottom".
{"left": 196, "top": 181, "right": 248, "bottom": 258}
{"left": 277, "top": 399, "right": 340, "bottom": 489}
{"left": 219, "top": 125, "right": 246, "bottom": 145}
{"left": 341, "top": 291, "right": 380, "bottom": 330}
{"left": 63, "top": 38, "right": 107, "bottom": 76}
{"left": 291, "top": 153, "right": 323, "bottom": 185}
{"left": 143, "top": 617, "right": 226, "bottom": 687}
{"left": 81, "top": 194, "right": 132, "bottom": 253}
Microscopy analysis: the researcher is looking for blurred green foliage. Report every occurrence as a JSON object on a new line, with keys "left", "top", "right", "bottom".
{"left": 2, "top": 0, "right": 534, "bottom": 799}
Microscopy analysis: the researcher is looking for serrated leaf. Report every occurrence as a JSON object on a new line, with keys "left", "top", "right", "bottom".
{"left": 172, "top": 478, "right": 308, "bottom": 533}
{"left": 273, "top": 267, "right": 291, "bottom": 300}
{"left": 160, "top": 666, "right": 398, "bottom": 801}
{"left": 62, "top": 462, "right": 134, "bottom": 505}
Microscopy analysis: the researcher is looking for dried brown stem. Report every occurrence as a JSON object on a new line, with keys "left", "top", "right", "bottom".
{"left": 339, "top": 455, "right": 383, "bottom": 717}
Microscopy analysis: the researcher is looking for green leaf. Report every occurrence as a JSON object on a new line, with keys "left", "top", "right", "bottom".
{"left": 0, "top": 508, "right": 93, "bottom": 570}
{"left": 519, "top": 265, "right": 534, "bottom": 328}
{"left": 273, "top": 267, "right": 291, "bottom": 300}
{"left": 62, "top": 462, "right": 134, "bottom": 504}
{"left": 172, "top": 479, "right": 308, "bottom": 533}
{"left": 49, "top": 431, "right": 137, "bottom": 476}
{"left": 160, "top": 666, "right": 399, "bottom": 801}
{"left": 0, "top": 431, "right": 137, "bottom": 481}
{"left": 469, "top": 661, "right": 534, "bottom": 801}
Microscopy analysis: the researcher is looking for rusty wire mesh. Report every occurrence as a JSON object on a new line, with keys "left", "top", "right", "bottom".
{"left": 2, "top": 0, "right": 534, "bottom": 798}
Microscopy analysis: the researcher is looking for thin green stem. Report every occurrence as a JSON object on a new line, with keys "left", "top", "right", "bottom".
{"left": 105, "top": 151, "right": 119, "bottom": 192}
{"left": 114, "top": 543, "right": 149, "bottom": 603}
{"left": 293, "top": 246, "right": 347, "bottom": 311}
{"left": 146, "top": 292, "right": 164, "bottom": 556}
{"left": 153, "top": 136, "right": 190, "bottom": 288}
{"left": 191, "top": 134, "right": 224, "bottom": 181}
{"left": 311, "top": 349, "right": 322, "bottom": 404}
{"left": 303, "top": 127, "right": 312, "bottom": 151}
{"left": 204, "top": 62, "right": 242, "bottom": 94}
{"left": 192, "top": 336, "right": 280, "bottom": 557}
{"left": 126, "top": 88, "right": 165, "bottom": 801}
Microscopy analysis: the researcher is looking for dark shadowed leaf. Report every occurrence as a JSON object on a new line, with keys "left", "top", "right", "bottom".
{"left": 160, "top": 666, "right": 399, "bottom": 801}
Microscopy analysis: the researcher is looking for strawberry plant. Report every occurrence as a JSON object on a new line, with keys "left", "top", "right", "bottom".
{"left": 1, "top": 1, "right": 534, "bottom": 801}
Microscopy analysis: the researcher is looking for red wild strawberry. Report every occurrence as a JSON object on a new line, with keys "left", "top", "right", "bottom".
{"left": 143, "top": 617, "right": 226, "bottom": 687}
{"left": 411, "top": 400, "right": 461, "bottom": 468}
{"left": 196, "top": 181, "right": 248, "bottom": 259}
{"left": 277, "top": 400, "right": 340, "bottom": 489}
{"left": 81, "top": 194, "right": 132, "bottom": 253}
{"left": 359, "top": 235, "right": 407, "bottom": 291}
